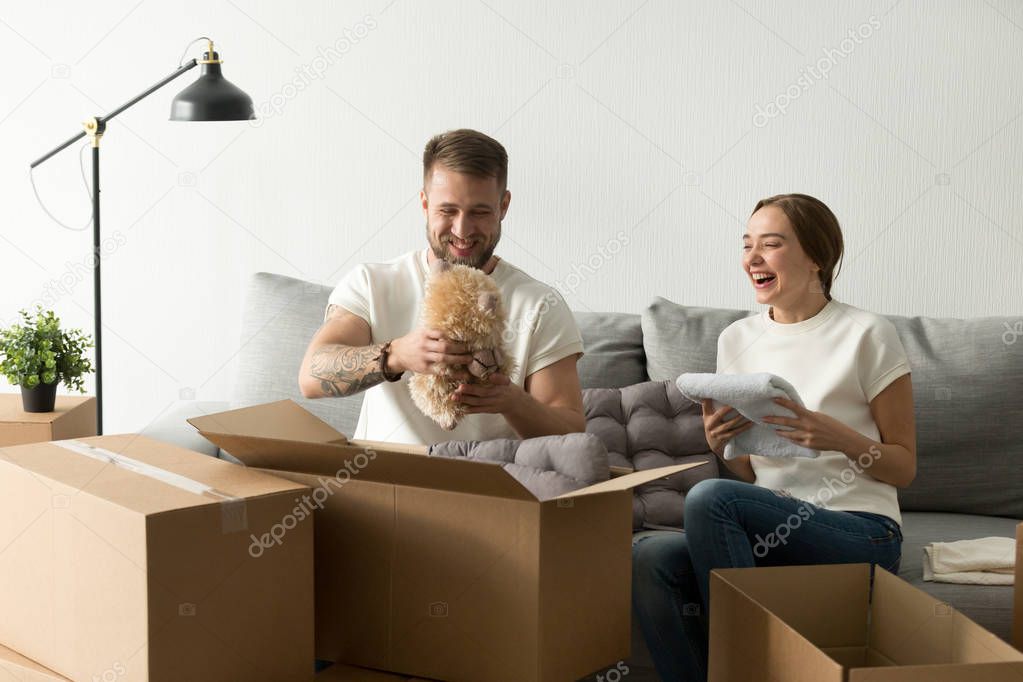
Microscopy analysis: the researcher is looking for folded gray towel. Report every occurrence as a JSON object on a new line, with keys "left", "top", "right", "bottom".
{"left": 675, "top": 372, "right": 820, "bottom": 460}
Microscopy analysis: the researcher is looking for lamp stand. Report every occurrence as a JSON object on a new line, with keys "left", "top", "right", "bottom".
{"left": 31, "top": 61, "right": 201, "bottom": 436}
{"left": 31, "top": 42, "right": 254, "bottom": 436}
{"left": 85, "top": 118, "right": 104, "bottom": 434}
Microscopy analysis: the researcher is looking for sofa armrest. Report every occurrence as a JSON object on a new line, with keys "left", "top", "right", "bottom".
{"left": 139, "top": 400, "right": 231, "bottom": 458}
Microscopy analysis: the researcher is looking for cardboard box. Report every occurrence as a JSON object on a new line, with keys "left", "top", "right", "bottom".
{"left": 314, "top": 663, "right": 432, "bottom": 681}
{"left": 0, "top": 394, "right": 96, "bottom": 446}
{"left": 189, "top": 399, "right": 702, "bottom": 682}
{"left": 1015, "top": 522, "right": 1022, "bottom": 651}
{"left": 0, "top": 643, "right": 69, "bottom": 681}
{"left": 710, "top": 563, "right": 1023, "bottom": 681}
{"left": 0, "top": 434, "right": 315, "bottom": 681}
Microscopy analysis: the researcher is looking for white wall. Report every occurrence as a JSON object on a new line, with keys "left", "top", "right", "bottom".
{"left": 2, "top": 0, "right": 1021, "bottom": 433}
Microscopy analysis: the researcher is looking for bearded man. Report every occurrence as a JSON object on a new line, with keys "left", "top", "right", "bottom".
{"left": 298, "top": 129, "right": 584, "bottom": 444}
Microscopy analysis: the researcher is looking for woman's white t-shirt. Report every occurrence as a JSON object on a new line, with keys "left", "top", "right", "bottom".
{"left": 716, "top": 299, "right": 911, "bottom": 525}
{"left": 328, "top": 250, "right": 584, "bottom": 445}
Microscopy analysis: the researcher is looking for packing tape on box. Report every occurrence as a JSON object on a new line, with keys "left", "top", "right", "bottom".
{"left": 55, "top": 440, "right": 248, "bottom": 533}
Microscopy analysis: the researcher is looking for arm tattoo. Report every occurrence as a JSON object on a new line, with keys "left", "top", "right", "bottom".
{"left": 310, "top": 343, "right": 387, "bottom": 397}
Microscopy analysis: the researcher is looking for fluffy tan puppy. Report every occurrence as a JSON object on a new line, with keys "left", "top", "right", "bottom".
{"left": 409, "top": 260, "right": 514, "bottom": 430}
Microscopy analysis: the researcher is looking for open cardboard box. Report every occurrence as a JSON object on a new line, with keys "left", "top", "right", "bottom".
{"left": 190, "top": 399, "right": 703, "bottom": 682}
{"left": 0, "top": 434, "right": 314, "bottom": 682}
{"left": 710, "top": 562, "right": 1023, "bottom": 681}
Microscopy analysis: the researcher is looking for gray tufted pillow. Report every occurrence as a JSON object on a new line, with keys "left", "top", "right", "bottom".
{"left": 428, "top": 432, "right": 610, "bottom": 500}
{"left": 584, "top": 380, "right": 719, "bottom": 530}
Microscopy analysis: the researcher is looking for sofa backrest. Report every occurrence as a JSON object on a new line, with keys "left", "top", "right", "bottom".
{"left": 232, "top": 272, "right": 363, "bottom": 435}
{"left": 573, "top": 312, "right": 647, "bottom": 388}
{"left": 641, "top": 297, "right": 1023, "bottom": 519}
{"left": 885, "top": 314, "right": 1023, "bottom": 517}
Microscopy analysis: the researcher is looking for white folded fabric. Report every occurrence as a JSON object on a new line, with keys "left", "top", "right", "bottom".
{"left": 675, "top": 372, "right": 820, "bottom": 461}
{"left": 922, "top": 537, "right": 1016, "bottom": 585}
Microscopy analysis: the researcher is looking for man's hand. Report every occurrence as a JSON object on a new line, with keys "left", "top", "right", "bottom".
{"left": 450, "top": 373, "right": 524, "bottom": 415}
{"left": 389, "top": 328, "right": 474, "bottom": 379}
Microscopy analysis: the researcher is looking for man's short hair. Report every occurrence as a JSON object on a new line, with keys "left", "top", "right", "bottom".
{"left": 423, "top": 129, "right": 508, "bottom": 192}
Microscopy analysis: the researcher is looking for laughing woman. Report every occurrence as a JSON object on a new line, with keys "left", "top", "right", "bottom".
{"left": 632, "top": 194, "right": 916, "bottom": 681}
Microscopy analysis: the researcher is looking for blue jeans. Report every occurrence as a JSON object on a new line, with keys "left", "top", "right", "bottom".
{"left": 632, "top": 478, "right": 902, "bottom": 682}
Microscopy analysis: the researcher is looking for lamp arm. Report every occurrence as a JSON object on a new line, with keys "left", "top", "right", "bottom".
{"left": 30, "top": 58, "right": 199, "bottom": 168}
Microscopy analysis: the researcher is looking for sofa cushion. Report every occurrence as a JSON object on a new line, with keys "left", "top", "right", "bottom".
{"left": 428, "top": 432, "right": 609, "bottom": 500}
{"left": 898, "top": 511, "right": 1019, "bottom": 641}
{"left": 139, "top": 400, "right": 230, "bottom": 458}
{"left": 232, "top": 272, "right": 364, "bottom": 436}
{"left": 574, "top": 312, "right": 646, "bottom": 388}
{"left": 641, "top": 297, "right": 752, "bottom": 379}
{"left": 888, "top": 315, "right": 1023, "bottom": 518}
{"left": 584, "top": 380, "right": 718, "bottom": 530}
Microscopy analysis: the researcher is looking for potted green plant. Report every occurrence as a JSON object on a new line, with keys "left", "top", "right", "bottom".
{"left": 0, "top": 307, "right": 94, "bottom": 413}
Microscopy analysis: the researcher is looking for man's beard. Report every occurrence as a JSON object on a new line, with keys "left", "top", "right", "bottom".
{"left": 426, "top": 221, "right": 501, "bottom": 269}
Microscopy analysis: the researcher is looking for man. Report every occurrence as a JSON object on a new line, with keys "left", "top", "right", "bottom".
{"left": 298, "top": 128, "right": 585, "bottom": 445}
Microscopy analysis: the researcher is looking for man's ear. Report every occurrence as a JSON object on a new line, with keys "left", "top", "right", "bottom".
{"left": 420, "top": 188, "right": 429, "bottom": 218}
{"left": 499, "top": 189, "right": 511, "bottom": 220}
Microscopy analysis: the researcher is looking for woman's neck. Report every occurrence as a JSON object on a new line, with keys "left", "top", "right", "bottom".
{"left": 769, "top": 296, "right": 830, "bottom": 324}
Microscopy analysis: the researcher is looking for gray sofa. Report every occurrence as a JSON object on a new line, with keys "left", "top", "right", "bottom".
{"left": 147, "top": 272, "right": 1021, "bottom": 673}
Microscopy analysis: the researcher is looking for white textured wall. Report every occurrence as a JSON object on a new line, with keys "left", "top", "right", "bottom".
{"left": 1, "top": 1, "right": 1021, "bottom": 433}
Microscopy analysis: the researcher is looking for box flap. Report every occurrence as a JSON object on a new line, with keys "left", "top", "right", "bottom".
{"left": 0, "top": 642, "right": 69, "bottom": 681}
{"left": 192, "top": 431, "right": 538, "bottom": 502}
{"left": 870, "top": 567, "right": 1023, "bottom": 667}
{"left": 187, "top": 399, "right": 348, "bottom": 445}
{"left": 349, "top": 439, "right": 427, "bottom": 455}
{"left": 554, "top": 462, "right": 707, "bottom": 499}
{"left": 714, "top": 563, "right": 870, "bottom": 647}
{"left": 709, "top": 569, "right": 845, "bottom": 682}
{"left": 0, "top": 434, "right": 306, "bottom": 516}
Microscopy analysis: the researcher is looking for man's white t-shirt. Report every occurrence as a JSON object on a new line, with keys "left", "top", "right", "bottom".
{"left": 716, "top": 299, "right": 911, "bottom": 525}
{"left": 327, "top": 249, "right": 584, "bottom": 445}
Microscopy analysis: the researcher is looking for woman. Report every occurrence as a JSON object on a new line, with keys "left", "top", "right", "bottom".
{"left": 632, "top": 193, "right": 916, "bottom": 681}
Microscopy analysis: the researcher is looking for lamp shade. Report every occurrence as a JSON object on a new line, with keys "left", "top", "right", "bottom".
{"left": 170, "top": 52, "right": 254, "bottom": 121}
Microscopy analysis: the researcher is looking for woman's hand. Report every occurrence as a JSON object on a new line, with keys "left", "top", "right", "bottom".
{"left": 701, "top": 400, "right": 753, "bottom": 457}
{"left": 762, "top": 397, "right": 864, "bottom": 454}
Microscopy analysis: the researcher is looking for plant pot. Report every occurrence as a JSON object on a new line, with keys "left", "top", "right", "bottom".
{"left": 21, "top": 381, "right": 58, "bottom": 413}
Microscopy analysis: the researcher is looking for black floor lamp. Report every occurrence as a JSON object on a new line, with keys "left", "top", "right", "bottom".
{"left": 29, "top": 39, "right": 255, "bottom": 435}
